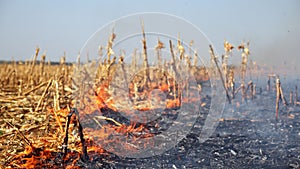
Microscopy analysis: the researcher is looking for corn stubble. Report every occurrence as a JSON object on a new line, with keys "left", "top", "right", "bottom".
{"left": 0, "top": 26, "right": 296, "bottom": 168}
{"left": 0, "top": 30, "right": 209, "bottom": 167}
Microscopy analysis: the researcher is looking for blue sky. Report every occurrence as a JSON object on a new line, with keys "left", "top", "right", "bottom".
{"left": 0, "top": 0, "right": 299, "bottom": 67}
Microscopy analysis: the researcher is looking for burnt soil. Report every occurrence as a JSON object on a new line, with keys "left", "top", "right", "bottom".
{"left": 78, "top": 91, "right": 300, "bottom": 169}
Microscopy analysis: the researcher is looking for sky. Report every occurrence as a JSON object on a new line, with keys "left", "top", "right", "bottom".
{"left": 0, "top": 0, "right": 299, "bottom": 69}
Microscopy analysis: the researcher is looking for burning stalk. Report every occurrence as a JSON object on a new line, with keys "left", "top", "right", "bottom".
{"left": 209, "top": 45, "right": 231, "bottom": 104}
{"left": 63, "top": 108, "right": 89, "bottom": 162}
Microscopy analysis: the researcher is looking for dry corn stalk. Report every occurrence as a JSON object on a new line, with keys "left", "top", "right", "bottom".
{"left": 275, "top": 77, "right": 288, "bottom": 119}
{"left": 223, "top": 40, "right": 234, "bottom": 88}
{"left": 209, "top": 45, "right": 231, "bottom": 104}
{"left": 119, "top": 53, "right": 129, "bottom": 90}
{"left": 169, "top": 40, "right": 179, "bottom": 100}
{"left": 106, "top": 30, "right": 116, "bottom": 63}
{"left": 155, "top": 38, "right": 165, "bottom": 68}
{"left": 30, "top": 47, "right": 40, "bottom": 75}
{"left": 177, "top": 33, "right": 185, "bottom": 60}
{"left": 290, "top": 91, "right": 294, "bottom": 105}
{"left": 228, "top": 67, "right": 235, "bottom": 99}
{"left": 238, "top": 41, "right": 250, "bottom": 103}
{"left": 141, "top": 21, "right": 151, "bottom": 88}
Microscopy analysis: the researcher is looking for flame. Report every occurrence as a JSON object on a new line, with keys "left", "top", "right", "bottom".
{"left": 159, "top": 83, "right": 169, "bottom": 92}
{"left": 166, "top": 98, "right": 181, "bottom": 108}
{"left": 91, "top": 82, "right": 117, "bottom": 112}
{"left": 13, "top": 145, "right": 58, "bottom": 168}
{"left": 10, "top": 73, "right": 205, "bottom": 168}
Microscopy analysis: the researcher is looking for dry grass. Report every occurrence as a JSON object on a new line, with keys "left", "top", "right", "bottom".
{"left": 0, "top": 57, "right": 74, "bottom": 168}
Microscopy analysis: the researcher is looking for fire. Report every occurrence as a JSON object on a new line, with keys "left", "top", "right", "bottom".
{"left": 114, "top": 122, "right": 154, "bottom": 138}
{"left": 166, "top": 98, "right": 181, "bottom": 108}
{"left": 13, "top": 146, "right": 57, "bottom": 168}
{"left": 9, "top": 78, "right": 200, "bottom": 168}
{"left": 94, "top": 81, "right": 117, "bottom": 111}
